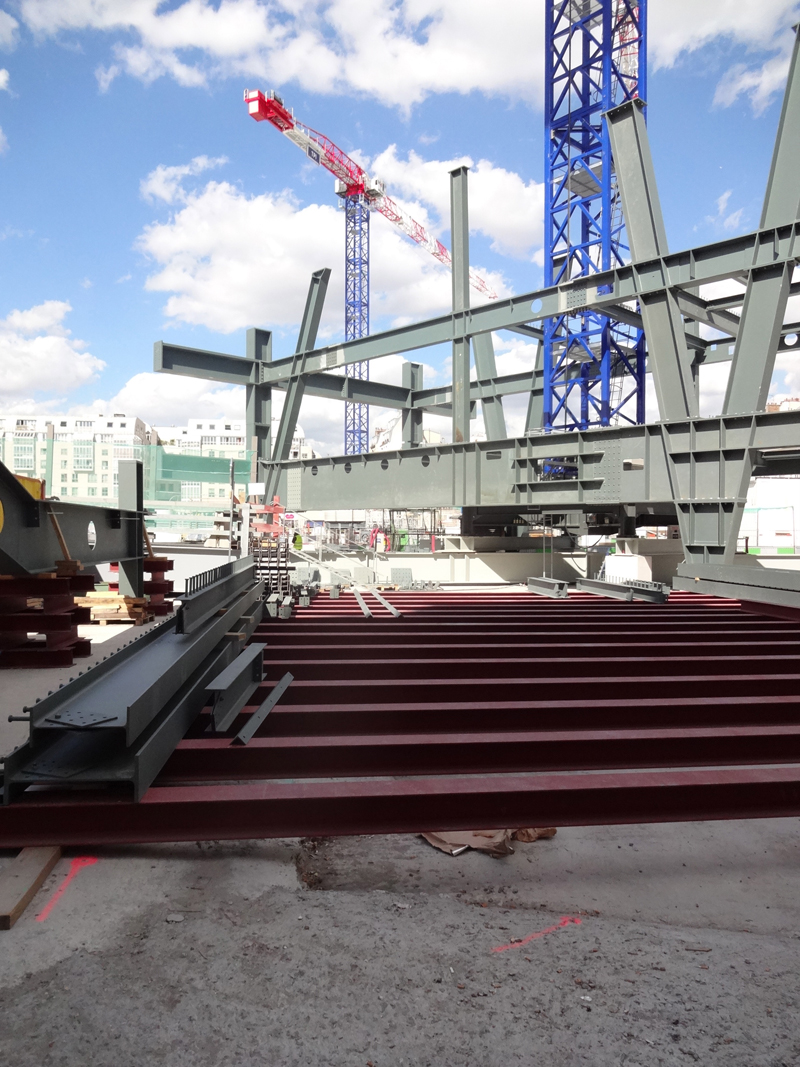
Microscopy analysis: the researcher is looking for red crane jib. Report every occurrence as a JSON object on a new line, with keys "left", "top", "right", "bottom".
{"left": 246, "top": 89, "right": 293, "bottom": 132}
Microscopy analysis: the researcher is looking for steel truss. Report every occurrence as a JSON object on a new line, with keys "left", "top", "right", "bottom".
{"left": 153, "top": 29, "right": 800, "bottom": 607}
{"left": 545, "top": 0, "right": 646, "bottom": 432}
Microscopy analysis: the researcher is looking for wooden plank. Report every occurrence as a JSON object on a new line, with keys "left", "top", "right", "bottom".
{"left": 0, "top": 846, "right": 61, "bottom": 930}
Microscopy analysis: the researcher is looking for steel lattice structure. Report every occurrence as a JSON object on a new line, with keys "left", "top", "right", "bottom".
{"left": 344, "top": 195, "right": 370, "bottom": 454}
{"left": 544, "top": 0, "right": 647, "bottom": 432}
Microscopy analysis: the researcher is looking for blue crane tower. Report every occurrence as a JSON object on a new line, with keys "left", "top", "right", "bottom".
{"left": 544, "top": 0, "right": 647, "bottom": 432}
{"left": 342, "top": 194, "right": 370, "bottom": 454}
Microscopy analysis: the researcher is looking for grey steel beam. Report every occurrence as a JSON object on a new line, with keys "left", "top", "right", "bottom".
{"left": 724, "top": 28, "right": 800, "bottom": 416}
{"left": 525, "top": 344, "right": 544, "bottom": 433}
{"left": 176, "top": 557, "right": 257, "bottom": 635}
{"left": 353, "top": 589, "right": 372, "bottom": 618}
{"left": 402, "top": 362, "right": 423, "bottom": 447}
{"left": 207, "top": 642, "right": 266, "bottom": 732}
{"left": 232, "top": 672, "right": 294, "bottom": 746}
{"left": 527, "top": 576, "right": 568, "bottom": 598}
{"left": 266, "top": 269, "right": 331, "bottom": 497}
{"left": 255, "top": 222, "right": 800, "bottom": 386}
{"left": 450, "top": 166, "right": 471, "bottom": 444}
{"left": 576, "top": 578, "right": 633, "bottom": 602}
{"left": 760, "top": 25, "right": 800, "bottom": 231}
{"left": 246, "top": 328, "right": 272, "bottom": 475}
{"left": 154, "top": 341, "right": 257, "bottom": 386}
{"left": 117, "top": 460, "right": 143, "bottom": 599}
{"left": 0, "top": 461, "right": 143, "bottom": 575}
{"left": 673, "top": 290, "right": 740, "bottom": 338}
{"left": 472, "top": 333, "right": 508, "bottom": 440}
{"left": 267, "top": 408, "right": 800, "bottom": 517}
{"left": 370, "top": 589, "right": 402, "bottom": 617}
{"left": 605, "top": 98, "right": 697, "bottom": 420}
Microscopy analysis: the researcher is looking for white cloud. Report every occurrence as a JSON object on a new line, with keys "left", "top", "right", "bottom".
{"left": 74, "top": 372, "right": 245, "bottom": 427}
{"left": 136, "top": 176, "right": 510, "bottom": 336}
{"left": 368, "top": 147, "right": 544, "bottom": 260}
{"left": 0, "top": 68, "right": 9, "bottom": 91}
{"left": 0, "top": 126, "right": 7, "bottom": 154}
{"left": 0, "top": 300, "right": 105, "bottom": 403}
{"left": 139, "top": 154, "right": 228, "bottom": 204}
{"left": 18, "top": 0, "right": 543, "bottom": 109}
{"left": 650, "top": 0, "right": 800, "bottom": 113}
{"left": 16, "top": 0, "right": 800, "bottom": 116}
{"left": 704, "top": 189, "right": 745, "bottom": 233}
{"left": 0, "top": 10, "right": 18, "bottom": 51}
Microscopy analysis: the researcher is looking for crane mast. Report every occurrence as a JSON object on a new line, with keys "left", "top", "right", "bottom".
{"left": 245, "top": 88, "right": 498, "bottom": 454}
{"left": 544, "top": 0, "right": 647, "bottom": 432}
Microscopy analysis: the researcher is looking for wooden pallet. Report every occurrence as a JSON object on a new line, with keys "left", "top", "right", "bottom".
{"left": 74, "top": 592, "right": 155, "bottom": 626}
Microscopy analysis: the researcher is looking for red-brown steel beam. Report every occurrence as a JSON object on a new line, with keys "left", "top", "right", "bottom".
{"left": 3, "top": 767, "right": 800, "bottom": 848}
{"left": 185, "top": 693, "right": 800, "bottom": 739}
{"left": 161, "top": 724, "right": 800, "bottom": 782}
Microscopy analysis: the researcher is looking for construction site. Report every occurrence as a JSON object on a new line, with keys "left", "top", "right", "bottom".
{"left": 2, "top": 2, "right": 800, "bottom": 1064}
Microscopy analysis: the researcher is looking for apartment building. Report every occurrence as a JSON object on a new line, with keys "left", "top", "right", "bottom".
{"left": 0, "top": 413, "right": 150, "bottom": 501}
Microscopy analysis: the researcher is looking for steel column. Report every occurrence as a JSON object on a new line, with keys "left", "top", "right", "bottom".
{"left": 402, "top": 362, "right": 424, "bottom": 447}
{"left": 450, "top": 166, "right": 471, "bottom": 445}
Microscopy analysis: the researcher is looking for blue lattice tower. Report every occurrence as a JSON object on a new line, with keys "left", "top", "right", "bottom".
{"left": 544, "top": 0, "right": 647, "bottom": 432}
{"left": 344, "top": 194, "right": 370, "bottom": 454}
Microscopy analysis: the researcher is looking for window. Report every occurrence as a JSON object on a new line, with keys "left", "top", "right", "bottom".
{"left": 102, "top": 488, "right": 109, "bottom": 496}
{"left": 208, "top": 488, "right": 216, "bottom": 498}
{"left": 71, "top": 487, "right": 78, "bottom": 496}
{"left": 60, "top": 448, "right": 67, "bottom": 455}
{"left": 107, "top": 422, "right": 113, "bottom": 428}
{"left": 181, "top": 481, "right": 201, "bottom": 502}
{"left": 196, "top": 425, "right": 202, "bottom": 430}
{"left": 87, "top": 487, "right": 96, "bottom": 496}
{"left": 60, "top": 421, "right": 67, "bottom": 427}
{"left": 201, "top": 436, "right": 217, "bottom": 446}
{"left": 119, "top": 422, "right": 126, "bottom": 428}
{"left": 88, "top": 473, "right": 97, "bottom": 482}
{"left": 13, "top": 439, "right": 35, "bottom": 471}
{"left": 61, "top": 473, "right": 68, "bottom": 482}
{"left": 76, "top": 420, "right": 93, "bottom": 428}
{"left": 72, "top": 473, "right": 79, "bottom": 482}
{"left": 73, "top": 441, "right": 94, "bottom": 471}
{"left": 102, "top": 474, "right": 108, "bottom": 483}
{"left": 225, "top": 424, "right": 231, "bottom": 431}
{"left": 101, "top": 460, "right": 108, "bottom": 469}
{"left": 60, "top": 460, "right": 67, "bottom": 469}
{"left": 209, "top": 424, "right": 215, "bottom": 430}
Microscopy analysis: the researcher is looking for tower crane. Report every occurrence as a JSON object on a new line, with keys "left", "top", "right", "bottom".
{"left": 244, "top": 88, "right": 498, "bottom": 454}
{"left": 544, "top": 0, "right": 646, "bottom": 432}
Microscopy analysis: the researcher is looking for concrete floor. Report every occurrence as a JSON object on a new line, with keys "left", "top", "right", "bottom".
{"left": 0, "top": 818, "right": 798, "bottom": 1066}
{"left": 2, "top": 620, "right": 799, "bottom": 1064}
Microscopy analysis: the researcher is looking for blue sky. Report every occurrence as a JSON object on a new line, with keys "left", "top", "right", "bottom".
{"left": 1, "top": 0, "right": 799, "bottom": 453}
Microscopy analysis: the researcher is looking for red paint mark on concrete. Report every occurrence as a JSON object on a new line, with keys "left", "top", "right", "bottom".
{"left": 491, "top": 915, "right": 582, "bottom": 953}
{"left": 35, "top": 856, "right": 98, "bottom": 922}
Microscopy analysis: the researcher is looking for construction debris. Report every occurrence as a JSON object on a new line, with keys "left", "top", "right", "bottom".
{"left": 421, "top": 828, "right": 557, "bottom": 858}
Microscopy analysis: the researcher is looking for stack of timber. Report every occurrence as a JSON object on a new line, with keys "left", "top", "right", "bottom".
{"left": 0, "top": 572, "right": 95, "bottom": 667}
{"left": 73, "top": 590, "right": 154, "bottom": 627}
{"left": 143, "top": 557, "right": 175, "bottom": 617}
